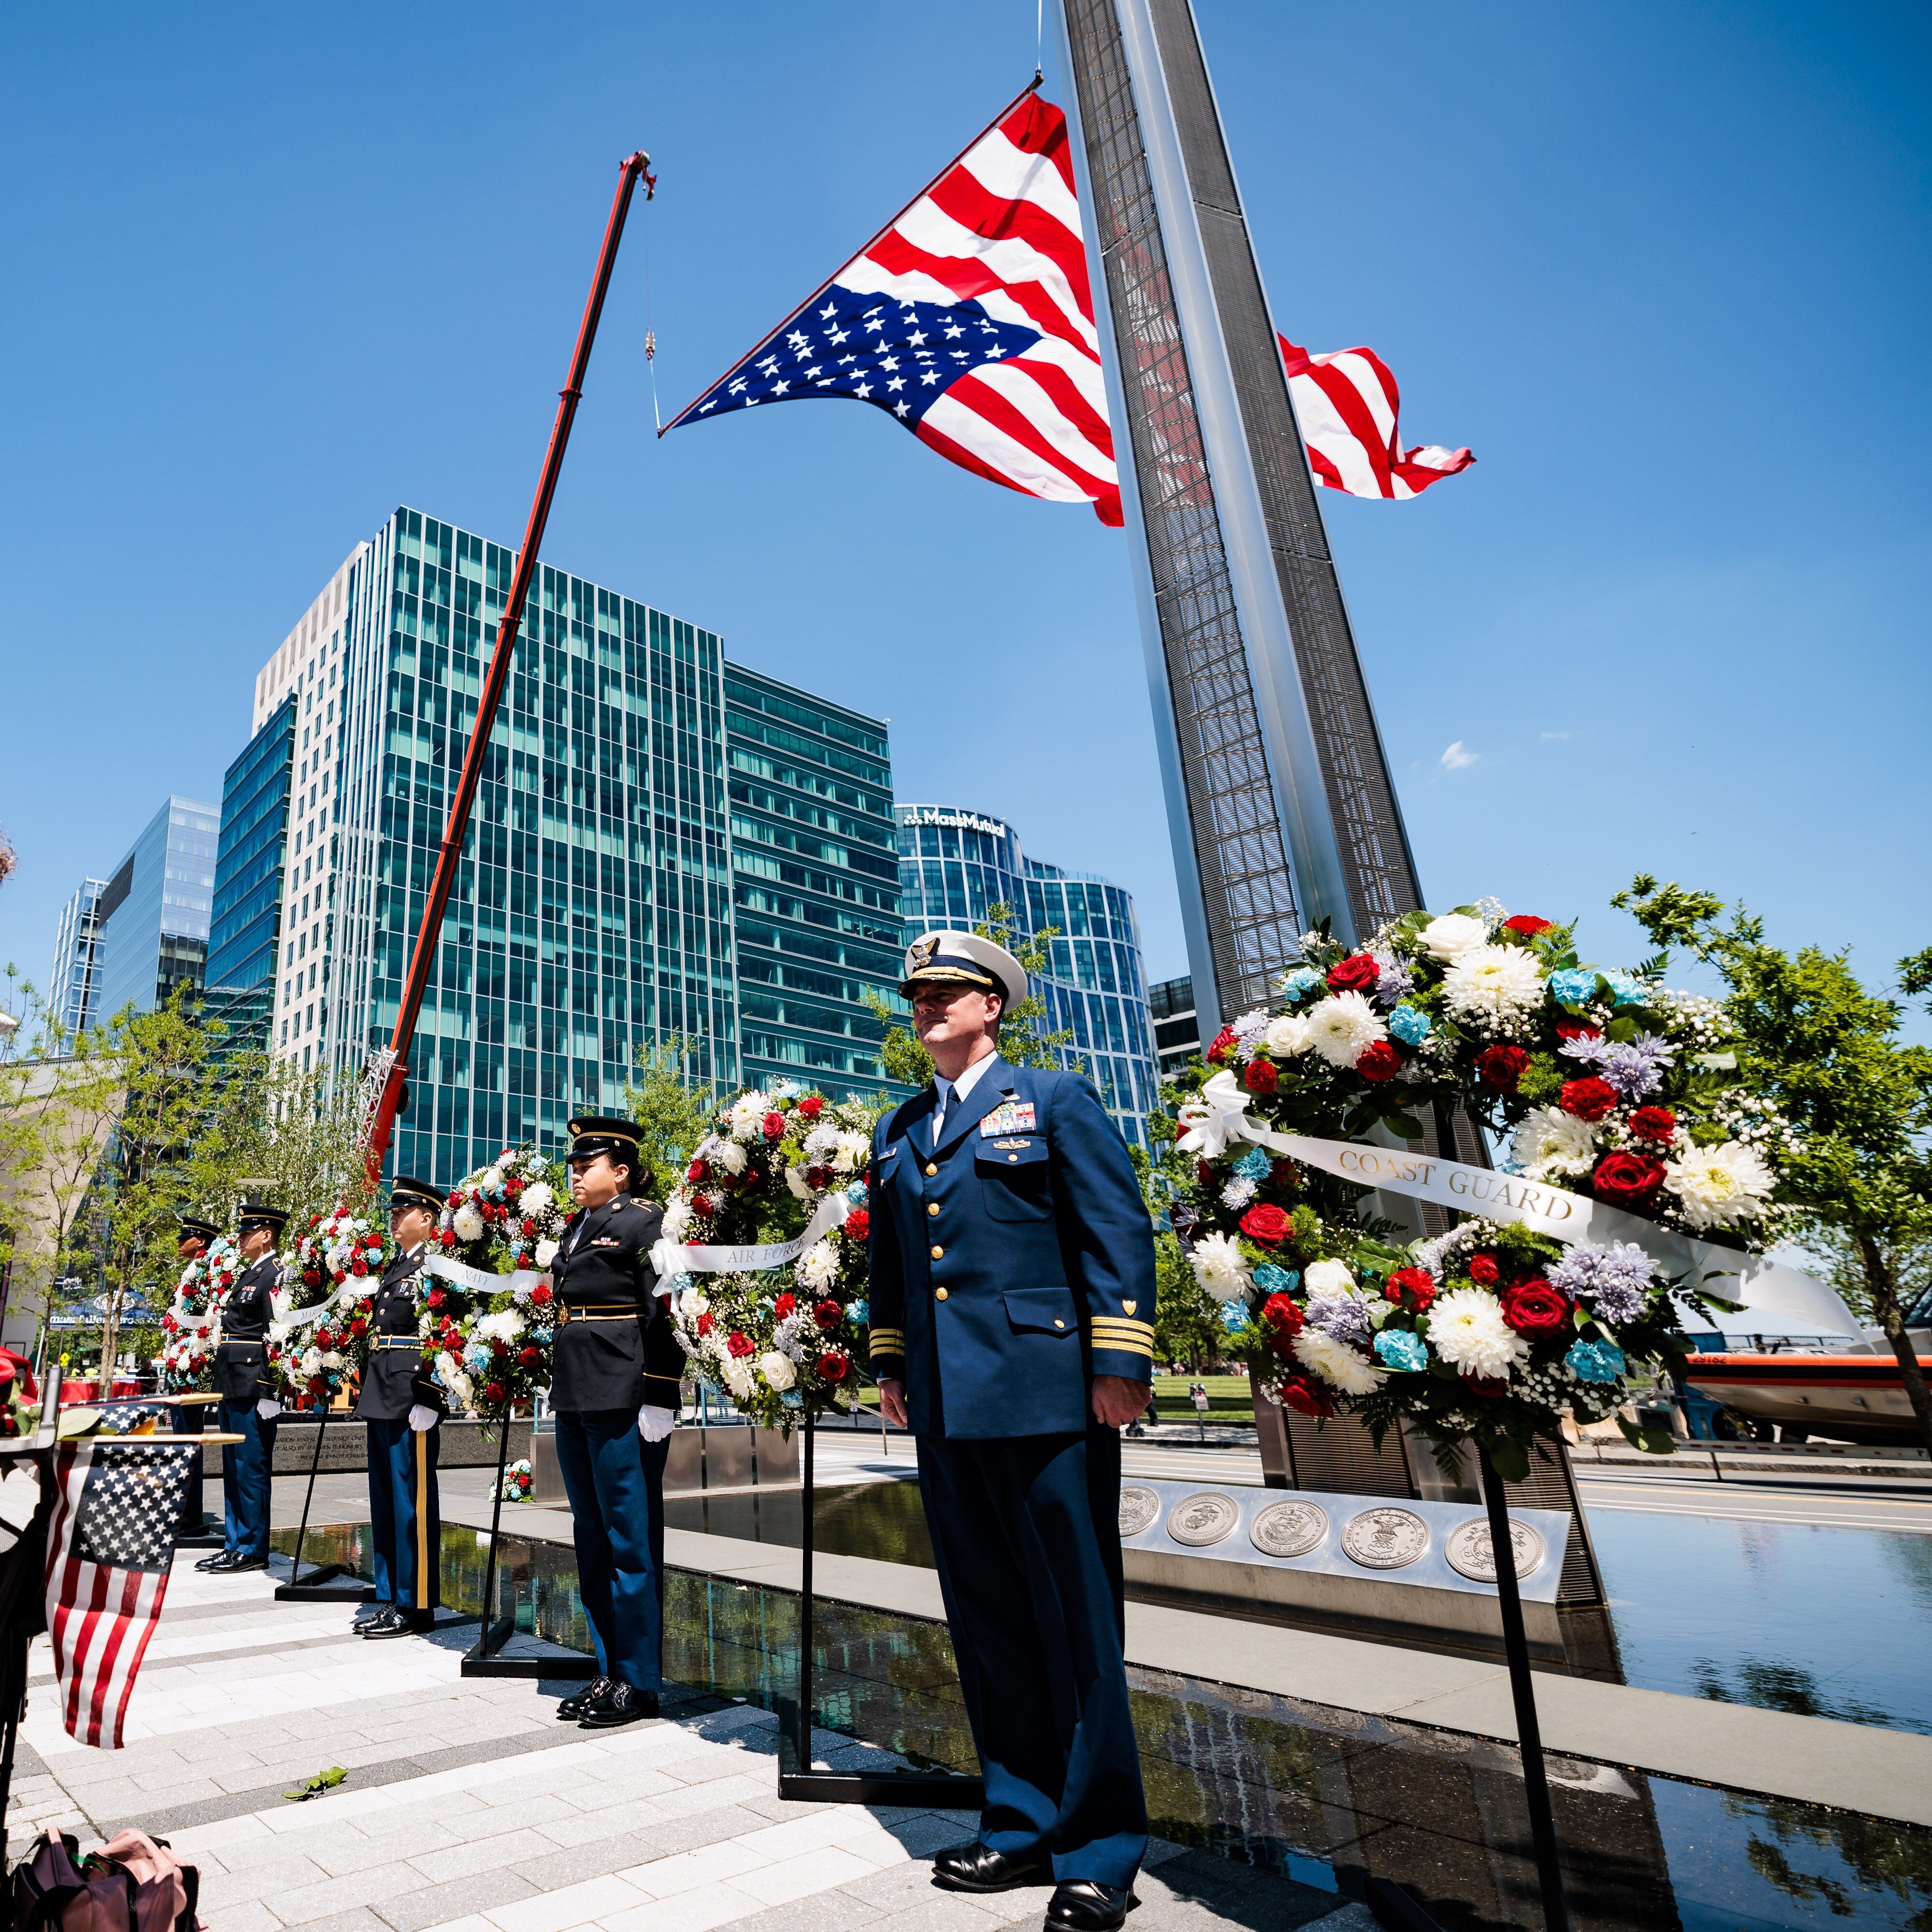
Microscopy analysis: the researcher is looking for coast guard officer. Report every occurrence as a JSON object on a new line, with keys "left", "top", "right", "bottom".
{"left": 354, "top": 1177, "right": 444, "bottom": 1638}
{"left": 869, "top": 931, "right": 1151, "bottom": 1932}
{"left": 197, "top": 1201, "right": 286, "bottom": 1575}
{"left": 869, "top": 932, "right": 1156, "bottom": 1932}
{"left": 547, "top": 1116, "right": 684, "bottom": 1729}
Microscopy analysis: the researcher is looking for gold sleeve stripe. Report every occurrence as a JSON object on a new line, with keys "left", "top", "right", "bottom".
{"left": 1092, "top": 1339, "right": 1155, "bottom": 1357}
{"left": 1091, "top": 1315, "right": 1155, "bottom": 1331}
{"left": 867, "top": 1330, "right": 907, "bottom": 1353}
{"left": 1091, "top": 1320, "right": 1155, "bottom": 1340}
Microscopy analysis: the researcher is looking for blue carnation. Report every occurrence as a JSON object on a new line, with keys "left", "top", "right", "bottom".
{"left": 1222, "top": 1302, "right": 1251, "bottom": 1334}
{"left": 532, "top": 1327, "right": 554, "bottom": 1347}
{"left": 1280, "top": 966, "right": 1322, "bottom": 1000}
{"left": 1233, "top": 1147, "right": 1272, "bottom": 1181}
{"left": 1252, "top": 1264, "right": 1300, "bottom": 1294}
{"left": 1566, "top": 1338, "right": 1627, "bottom": 1385}
{"left": 1374, "top": 1329, "right": 1428, "bottom": 1373}
{"left": 847, "top": 1180, "right": 869, "bottom": 1204}
{"left": 1388, "top": 1004, "right": 1431, "bottom": 1047}
{"left": 1602, "top": 970, "right": 1653, "bottom": 1007}
{"left": 1548, "top": 967, "right": 1599, "bottom": 1006}
{"left": 848, "top": 1298, "right": 869, "bottom": 1324}
{"left": 780, "top": 1388, "right": 804, "bottom": 1407}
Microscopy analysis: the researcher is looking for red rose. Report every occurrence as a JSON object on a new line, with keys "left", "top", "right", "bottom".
{"left": 531, "top": 1281, "right": 552, "bottom": 1306}
{"left": 696, "top": 1311, "right": 715, "bottom": 1337}
{"left": 813, "top": 1299, "right": 842, "bottom": 1331}
{"left": 440, "top": 1229, "right": 456, "bottom": 1249}
{"left": 507, "top": 1176, "right": 524, "bottom": 1194}
{"left": 774, "top": 1293, "right": 796, "bottom": 1320}
{"left": 1207, "top": 1026, "right": 1236, "bottom": 1064}
{"left": 762, "top": 1112, "right": 785, "bottom": 1141}
{"left": 819, "top": 1349, "right": 852, "bottom": 1382}
{"left": 350, "top": 1257, "right": 368, "bottom": 1277}
{"left": 1262, "top": 1293, "right": 1304, "bottom": 1336}
{"left": 1241, "top": 1203, "right": 1292, "bottom": 1244}
{"left": 448, "top": 1192, "right": 463, "bottom": 1208}
{"left": 428, "top": 1287, "right": 446, "bottom": 1310}
{"left": 1554, "top": 1020, "right": 1601, "bottom": 1042}
{"left": 1503, "top": 915, "right": 1553, "bottom": 938}
{"left": 1461, "top": 1375, "right": 1508, "bottom": 1399}
{"left": 1477, "top": 1044, "right": 1530, "bottom": 1093}
{"left": 349, "top": 1318, "right": 368, "bottom": 1336}
{"left": 522, "top": 1219, "right": 537, "bottom": 1238}
{"left": 1243, "top": 1058, "right": 1279, "bottom": 1095}
{"left": 484, "top": 1381, "right": 507, "bottom": 1406}
{"left": 798, "top": 1095, "right": 824, "bottom": 1119}
{"left": 727, "top": 1331, "right": 755, "bottom": 1359}
{"left": 843, "top": 1209, "right": 870, "bottom": 1242}
{"left": 518, "top": 1346, "right": 541, "bottom": 1368}
{"left": 1276, "top": 1374, "right": 1334, "bottom": 1420}
{"left": 1499, "top": 1278, "right": 1571, "bottom": 1334}
{"left": 1561, "top": 1077, "right": 1618, "bottom": 1122}
{"left": 1327, "top": 953, "right": 1380, "bottom": 993}
{"left": 687, "top": 1159, "right": 709, "bottom": 1184}
{"left": 806, "top": 1165, "right": 831, "bottom": 1191}
{"left": 1270, "top": 1158, "right": 1302, "bottom": 1193}
{"left": 1196, "top": 1161, "right": 1216, "bottom": 1189}
{"left": 1384, "top": 1267, "right": 1437, "bottom": 1313}
{"left": 692, "top": 1193, "right": 714, "bottom": 1218}
{"left": 1593, "top": 1150, "right": 1665, "bottom": 1211}
{"left": 1467, "top": 1253, "right": 1500, "bottom": 1286}
{"left": 302, "top": 1268, "right": 322, "bottom": 1289}
{"left": 1355, "top": 1041, "right": 1402, "bottom": 1082}
{"left": 1629, "top": 1106, "right": 1677, "bottom": 1144}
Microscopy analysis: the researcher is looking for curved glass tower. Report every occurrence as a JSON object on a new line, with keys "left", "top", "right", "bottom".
{"left": 894, "top": 803, "right": 1158, "bottom": 1145}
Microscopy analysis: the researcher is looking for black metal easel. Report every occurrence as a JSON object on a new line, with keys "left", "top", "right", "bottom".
{"left": 776, "top": 1413, "right": 984, "bottom": 1805}
{"left": 274, "top": 1408, "right": 370, "bottom": 1602}
{"left": 462, "top": 1408, "right": 591, "bottom": 1680}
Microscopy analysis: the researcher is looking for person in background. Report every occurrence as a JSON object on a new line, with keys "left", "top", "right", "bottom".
{"left": 196, "top": 1202, "right": 285, "bottom": 1575}
{"left": 354, "top": 1177, "right": 445, "bottom": 1638}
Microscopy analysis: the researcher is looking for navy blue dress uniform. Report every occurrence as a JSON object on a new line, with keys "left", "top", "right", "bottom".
{"left": 547, "top": 1116, "right": 684, "bottom": 1727}
{"left": 197, "top": 1201, "right": 286, "bottom": 1574}
{"left": 354, "top": 1177, "right": 444, "bottom": 1636}
{"left": 867, "top": 932, "right": 1157, "bottom": 1916}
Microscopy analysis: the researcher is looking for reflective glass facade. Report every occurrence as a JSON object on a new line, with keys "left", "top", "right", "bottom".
{"left": 725, "top": 666, "right": 901, "bottom": 1099}
{"left": 894, "top": 804, "right": 1158, "bottom": 1143}
{"left": 93, "top": 798, "right": 219, "bottom": 1019}
{"left": 206, "top": 694, "right": 295, "bottom": 992}
{"left": 47, "top": 878, "right": 107, "bottom": 1035}
{"left": 1149, "top": 974, "right": 1201, "bottom": 1078}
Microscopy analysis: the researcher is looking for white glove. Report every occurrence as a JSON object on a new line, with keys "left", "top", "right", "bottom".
{"left": 256, "top": 1398, "right": 282, "bottom": 1420}
{"left": 408, "top": 1404, "right": 439, "bottom": 1433}
{"left": 638, "top": 1405, "right": 676, "bottom": 1442}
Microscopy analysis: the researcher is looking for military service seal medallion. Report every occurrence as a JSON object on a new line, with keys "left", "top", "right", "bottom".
{"left": 1340, "top": 1506, "right": 1429, "bottom": 1570}
{"left": 1248, "top": 1499, "right": 1328, "bottom": 1559}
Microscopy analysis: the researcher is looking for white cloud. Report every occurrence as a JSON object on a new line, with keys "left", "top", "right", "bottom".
{"left": 1540, "top": 730, "right": 1572, "bottom": 741}
{"left": 1439, "top": 741, "right": 1479, "bottom": 771}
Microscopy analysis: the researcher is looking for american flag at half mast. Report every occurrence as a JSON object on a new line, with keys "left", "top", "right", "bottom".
{"left": 43, "top": 1443, "right": 195, "bottom": 1748}
{"left": 665, "top": 87, "right": 1121, "bottom": 526}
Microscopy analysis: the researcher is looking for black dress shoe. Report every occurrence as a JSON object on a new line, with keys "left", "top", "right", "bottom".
{"left": 194, "top": 1551, "right": 232, "bottom": 1572}
{"left": 932, "top": 1844, "right": 1052, "bottom": 1893}
{"left": 578, "top": 1680, "right": 659, "bottom": 1728}
{"left": 1046, "top": 1883, "right": 1136, "bottom": 1931}
{"left": 351, "top": 1602, "right": 390, "bottom": 1631}
{"left": 199, "top": 1551, "right": 245, "bottom": 1573}
{"left": 225, "top": 1555, "right": 270, "bottom": 1573}
{"left": 359, "top": 1606, "right": 406, "bottom": 1638}
{"left": 557, "top": 1676, "right": 611, "bottom": 1721}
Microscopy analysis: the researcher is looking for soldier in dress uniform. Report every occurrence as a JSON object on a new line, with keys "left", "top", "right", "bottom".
{"left": 196, "top": 1201, "right": 287, "bottom": 1575}
{"left": 177, "top": 1216, "right": 219, "bottom": 1265}
{"left": 353, "top": 1177, "right": 445, "bottom": 1638}
{"left": 868, "top": 931, "right": 1157, "bottom": 1932}
{"left": 546, "top": 1116, "right": 684, "bottom": 1729}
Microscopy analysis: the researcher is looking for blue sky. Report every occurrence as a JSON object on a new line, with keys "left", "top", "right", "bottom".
{"left": 1, "top": 1, "right": 1926, "bottom": 1013}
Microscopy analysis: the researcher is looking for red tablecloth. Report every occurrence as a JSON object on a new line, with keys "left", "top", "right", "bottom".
{"left": 109, "top": 1378, "right": 143, "bottom": 1400}
{"left": 59, "top": 1379, "right": 98, "bottom": 1403}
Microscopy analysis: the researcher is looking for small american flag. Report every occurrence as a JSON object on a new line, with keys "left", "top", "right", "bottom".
{"left": 1279, "top": 335, "right": 1475, "bottom": 500}
{"left": 666, "top": 87, "right": 1120, "bottom": 525}
{"left": 43, "top": 1444, "right": 195, "bottom": 1748}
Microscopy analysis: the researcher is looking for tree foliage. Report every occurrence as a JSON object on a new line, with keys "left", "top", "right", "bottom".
{"left": 1615, "top": 874, "right": 1932, "bottom": 1449}
{"left": 623, "top": 1035, "right": 722, "bottom": 1201}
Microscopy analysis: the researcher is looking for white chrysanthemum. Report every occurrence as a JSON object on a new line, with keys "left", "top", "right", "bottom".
{"left": 520, "top": 1182, "right": 553, "bottom": 1214}
{"left": 723, "top": 1358, "right": 756, "bottom": 1400}
{"left": 1220, "top": 1177, "right": 1258, "bottom": 1210}
{"left": 759, "top": 1350, "right": 797, "bottom": 1392}
{"left": 662, "top": 1199, "right": 693, "bottom": 1238}
{"left": 1665, "top": 1140, "right": 1776, "bottom": 1229}
{"left": 453, "top": 1204, "right": 485, "bottom": 1243}
{"left": 1511, "top": 1107, "right": 1599, "bottom": 1179}
{"left": 477, "top": 1309, "right": 525, "bottom": 1343}
{"left": 796, "top": 1242, "right": 839, "bottom": 1291}
{"left": 1292, "top": 1328, "right": 1387, "bottom": 1395}
{"left": 1305, "top": 992, "right": 1387, "bottom": 1068}
{"left": 1442, "top": 944, "right": 1545, "bottom": 1024}
{"left": 1421, "top": 913, "right": 1488, "bottom": 961}
{"left": 833, "top": 1131, "right": 871, "bottom": 1174}
{"left": 804, "top": 1124, "right": 841, "bottom": 1159}
{"left": 320, "top": 1350, "right": 344, "bottom": 1371}
{"left": 1428, "top": 1289, "right": 1530, "bottom": 1378}
{"left": 1303, "top": 1257, "right": 1355, "bottom": 1296}
{"left": 1264, "top": 1013, "right": 1312, "bottom": 1057}
{"left": 728, "top": 1093, "right": 770, "bottom": 1140}
{"left": 714, "top": 1141, "right": 748, "bottom": 1176}
{"left": 1190, "top": 1232, "right": 1252, "bottom": 1303}
{"left": 534, "top": 1238, "right": 559, "bottom": 1268}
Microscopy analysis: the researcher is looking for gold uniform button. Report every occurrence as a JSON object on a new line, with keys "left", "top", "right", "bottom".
{"left": 935, "top": 1287, "right": 949, "bottom": 1302}
{"left": 930, "top": 1244, "right": 944, "bottom": 1260}
{"left": 1054, "top": 1318, "right": 1065, "bottom": 1329}
{"left": 927, "top": 1202, "right": 941, "bottom": 1217}
{"left": 1008, "top": 1154, "right": 1020, "bottom": 1163}
{"left": 925, "top": 1163, "right": 938, "bottom": 1177}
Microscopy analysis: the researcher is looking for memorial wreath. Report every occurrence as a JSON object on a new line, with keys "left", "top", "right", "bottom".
{"left": 264, "top": 1208, "right": 392, "bottom": 1407}
{"left": 157, "top": 1235, "right": 240, "bottom": 1394}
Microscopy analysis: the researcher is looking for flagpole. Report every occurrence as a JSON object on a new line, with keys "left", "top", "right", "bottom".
{"left": 362, "top": 150, "right": 656, "bottom": 1180}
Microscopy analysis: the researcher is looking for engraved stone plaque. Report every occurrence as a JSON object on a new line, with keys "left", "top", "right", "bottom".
{"left": 1165, "top": 1491, "right": 1241, "bottom": 1548}
{"left": 1248, "top": 1499, "right": 1329, "bottom": 1560}
{"left": 1118, "top": 1485, "right": 1162, "bottom": 1538}
{"left": 1340, "top": 1506, "right": 1429, "bottom": 1570}
{"left": 1444, "top": 1517, "right": 1545, "bottom": 1584}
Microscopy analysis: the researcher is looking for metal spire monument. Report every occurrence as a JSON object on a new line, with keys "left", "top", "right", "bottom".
{"left": 1052, "top": 0, "right": 1421, "bottom": 1042}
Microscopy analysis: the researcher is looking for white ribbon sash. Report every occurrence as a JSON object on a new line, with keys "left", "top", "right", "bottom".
{"left": 651, "top": 1190, "right": 853, "bottom": 1282}
{"left": 1177, "top": 1069, "right": 1861, "bottom": 1339}
{"left": 419, "top": 1254, "right": 550, "bottom": 1299}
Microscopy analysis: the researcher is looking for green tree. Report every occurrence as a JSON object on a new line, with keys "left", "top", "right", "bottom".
{"left": 863, "top": 904, "right": 1076, "bottom": 1088}
{"left": 1615, "top": 876, "right": 1932, "bottom": 1452}
{"left": 623, "top": 1035, "right": 721, "bottom": 1199}
{"left": 1151, "top": 1234, "right": 1218, "bottom": 1372}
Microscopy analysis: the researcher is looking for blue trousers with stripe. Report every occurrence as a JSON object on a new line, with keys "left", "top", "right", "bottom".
{"left": 916, "top": 1422, "right": 1147, "bottom": 1887}
{"left": 217, "top": 1399, "right": 276, "bottom": 1561}
{"left": 366, "top": 1418, "right": 440, "bottom": 1610}
{"left": 554, "top": 1409, "right": 668, "bottom": 1691}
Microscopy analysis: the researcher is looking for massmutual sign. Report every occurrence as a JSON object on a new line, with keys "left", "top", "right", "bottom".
{"left": 897, "top": 806, "right": 1009, "bottom": 840}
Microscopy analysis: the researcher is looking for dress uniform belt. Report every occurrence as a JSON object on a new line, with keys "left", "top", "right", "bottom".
{"left": 555, "top": 1305, "right": 637, "bottom": 1326}
{"left": 371, "top": 1338, "right": 424, "bottom": 1350}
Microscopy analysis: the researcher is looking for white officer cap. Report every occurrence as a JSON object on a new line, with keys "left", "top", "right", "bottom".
{"left": 900, "top": 930, "right": 1028, "bottom": 1012}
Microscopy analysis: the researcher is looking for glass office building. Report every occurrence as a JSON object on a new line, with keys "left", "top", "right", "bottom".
{"left": 725, "top": 665, "right": 901, "bottom": 1099}
{"left": 893, "top": 803, "right": 1158, "bottom": 1143}
{"left": 93, "top": 798, "right": 219, "bottom": 1019}
{"left": 206, "top": 694, "right": 296, "bottom": 993}
{"left": 1149, "top": 975, "right": 1201, "bottom": 1079}
{"left": 47, "top": 878, "right": 108, "bottom": 1035}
